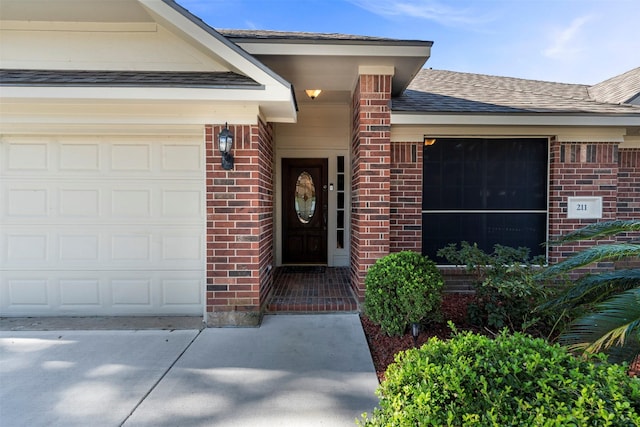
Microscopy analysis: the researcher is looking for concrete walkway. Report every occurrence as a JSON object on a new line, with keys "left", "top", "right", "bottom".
{"left": 0, "top": 314, "right": 379, "bottom": 427}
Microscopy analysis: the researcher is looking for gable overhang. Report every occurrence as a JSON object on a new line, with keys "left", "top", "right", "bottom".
{"left": 0, "top": 0, "right": 298, "bottom": 123}
{"left": 143, "top": 0, "right": 296, "bottom": 122}
{"left": 226, "top": 33, "right": 432, "bottom": 103}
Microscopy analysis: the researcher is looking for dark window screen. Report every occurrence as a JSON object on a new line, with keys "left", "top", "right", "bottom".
{"left": 422, "top": 138, "right": 548, "bottom": 263}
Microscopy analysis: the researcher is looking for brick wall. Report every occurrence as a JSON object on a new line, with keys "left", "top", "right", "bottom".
{"left": 205, "top": 122, "right": 273, "bottom": 326}
{"left": 616, "top": 148, "right": 640, "bottom": 268}
{"left": 548, "top": 140, "right": 619, "bottom": 271}
{"left": 390, "top": 142, "right": 422, "bottom": 252}
{"left": 383, "top": 138, "right": 637, "bottom": 288}
{"left": 350, "top": 74, "right": 392, "bottom": 301}
{"left": 618, "top": 148, "right": 640, "bottom": 220}
{"left": 257, "top": 120, "right": 275, "bottom": 308}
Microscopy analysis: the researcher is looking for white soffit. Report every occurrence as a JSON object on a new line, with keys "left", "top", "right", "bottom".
{"left": 0, "top": 100, "right": 267, "bottom": 129}
{"left": 621, "top": 135, "right": 640, "bottom": 148}
{"left": 0, "top": 0, "right": 155, "bottom": 23}
{"left": 391, "top": 125, "right": 629, "bottom": 143}
{"left": 392, "top": 112, "right": 640, "bottom": 128}
{"left": 233, "top": 37, "right": 430, "bottom": 96}
{"left": 235, "top": 41, "right": 431, "bottom": 58}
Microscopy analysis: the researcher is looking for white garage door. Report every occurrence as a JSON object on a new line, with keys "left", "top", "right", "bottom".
{"left": 0, "top": 135, "right": 204, "bottom": 316}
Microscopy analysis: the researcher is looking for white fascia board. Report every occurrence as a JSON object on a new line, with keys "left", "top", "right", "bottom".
{"left": 621, "top": 135, "right": 640, "bottom": 148}
{"left": 235, "top": 42, "right": 431, "bottom": 58}
{"left": 0, "top": 20, "right": 158, "bottom": 32}
{"left": 391, "top": 125, "right": 628, "bottom": 143}
{"left": 0, "top": 100, "right": 263, "bottom": 127}
{"left": 0, "top": 85, "right": 292, "bottom": 102}
{"left": 359, "top": 65, "right": 395, "bottom": 76}
{"left": 0, "top": 87, "right": 295, "bottom": 123}
{"left": 392, "top": 112, "right": 640, "bottom": 127}
{"left": 0, "top": 123, "right": 206, "bottom": 136}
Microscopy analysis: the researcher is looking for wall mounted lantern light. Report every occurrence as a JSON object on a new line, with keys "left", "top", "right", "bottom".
{"left": 218, "top": 123, "right": 234, "bottom": 170}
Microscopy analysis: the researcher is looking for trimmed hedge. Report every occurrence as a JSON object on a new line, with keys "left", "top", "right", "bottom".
{"left": 360, "top": 330, "right": 640, "bottom": 426}
{"left": 364, "top": 251, "right": 443, "bottom": 336}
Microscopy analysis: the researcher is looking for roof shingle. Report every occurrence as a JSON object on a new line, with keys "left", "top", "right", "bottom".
{"left": 393, "top": 69, "right": 640, "bottom": 115}
{"left": 217, "top": 29, "right": 432, "bottom": 45}
{"left": 588, "top": 67, "right": 640, "bottom": 105}
{"left": 0, "top": 69, "right": 260, "bottom": 88}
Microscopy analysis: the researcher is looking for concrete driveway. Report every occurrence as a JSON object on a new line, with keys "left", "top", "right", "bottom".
{"left": 0, "top": 314, "right": 379, "bottom": 427}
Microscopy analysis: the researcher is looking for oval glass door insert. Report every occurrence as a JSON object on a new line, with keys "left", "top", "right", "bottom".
{"left": 294, "top": 171, "right": 316, "bottom": 223}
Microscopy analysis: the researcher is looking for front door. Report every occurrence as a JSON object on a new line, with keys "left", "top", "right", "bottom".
{"left": 282, "top": 158, "right": 328, "bottom": 264}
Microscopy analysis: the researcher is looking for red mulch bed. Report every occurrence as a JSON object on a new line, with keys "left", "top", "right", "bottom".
{"left": 360, "top": 293, "right": 640, "bottom": 382}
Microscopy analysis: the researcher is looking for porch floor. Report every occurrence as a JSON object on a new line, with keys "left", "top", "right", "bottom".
{"left": 267, "top": 267, "right": 360, "bottom": 313}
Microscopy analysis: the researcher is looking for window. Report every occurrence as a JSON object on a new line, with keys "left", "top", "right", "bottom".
{"left": 336, "top": 156, "right": 345, "bottom": 248}
{"left": 422, "top": 138, "right": 548, "bottom": 263}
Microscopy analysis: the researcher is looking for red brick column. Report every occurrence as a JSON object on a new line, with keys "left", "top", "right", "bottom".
{"left": 616, "top": 149, "right": 640, "bottom": 269}
{"left": 205, "top": 121, "right": 274, "bottom": 326}
{"left": 618, "top": 149, "right": 640, "bottom": 220}
{"left": 548, "top": 140, "right": 619, "bottom": 269}
{"left": 257, "top": 121, "right": 275, "bottom": 308}
{"left": 350, "top": 74, "right": 392, "bottom": 301}
{"left": 390, "top": 142, "right": 422, "bottom": 253}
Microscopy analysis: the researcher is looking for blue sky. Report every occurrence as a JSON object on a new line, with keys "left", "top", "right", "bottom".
{"left": 177, "top": 0, "right": 639, "bottom": 85}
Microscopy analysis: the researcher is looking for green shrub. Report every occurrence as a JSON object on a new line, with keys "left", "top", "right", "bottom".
{"left": 437, "top": 242, "right": 568, "bottom": 337}
{"left": 364, "top": 251, "right": 443, "bottom": 336}
{"left": 359, "top": 329, "right": 640, "bottom": 426}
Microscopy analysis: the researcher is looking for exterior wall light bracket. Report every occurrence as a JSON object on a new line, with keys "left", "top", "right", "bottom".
{"left": 218, "top": 123, "right": 234, "bottom": 170}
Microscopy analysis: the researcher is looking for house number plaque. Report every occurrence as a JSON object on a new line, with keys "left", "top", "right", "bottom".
{"left": 567, "top": 196, "right": 603, "bottom": 219}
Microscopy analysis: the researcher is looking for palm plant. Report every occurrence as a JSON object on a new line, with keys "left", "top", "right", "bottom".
{"left": 538, "top": 220, "right": 640, "bottom": 363}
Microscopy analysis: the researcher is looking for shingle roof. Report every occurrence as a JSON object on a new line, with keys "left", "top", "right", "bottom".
{"left": 393, "top": 69, "right": 640, "bottom": 115}
{"left": 0, "top": 69, "right": 260, "bottom": 88}
{"left": 588, "top": 67, "right": 640, "bottom": 105}
{"left": 218, "top": 29, "right": 432, "bottom": 46}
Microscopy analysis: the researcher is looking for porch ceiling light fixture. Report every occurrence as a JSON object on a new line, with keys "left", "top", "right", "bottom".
{"left": 424, "top": 137, "right": 436, "bottom": 146}
{"left": 218, "top": 123, "right": 234, "bottom": 170}
{"left": 305, "top": 89, "right": 322, "bottom": 100}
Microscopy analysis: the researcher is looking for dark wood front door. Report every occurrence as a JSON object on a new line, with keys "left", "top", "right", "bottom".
{"left": 282, "top": 158, "right": 328, "bottom": 264}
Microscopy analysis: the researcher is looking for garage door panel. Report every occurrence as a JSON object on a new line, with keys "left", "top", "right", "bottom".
{"left": 1, "top": 136, "right": 204, "bottom": 316}
{"left": 3, "top": 138, "right": 202, "bottom": 176}
{"left": 3, "top": 228, "right": 203, "bottom": 270}
{"left": 59, "top": 279, "right": 101, "bottom": 306}
{"left": 59, "top": 234, "right": 100, "bottom": 261}
{"left": 60, "top": 188, "right": 101, "bottom": 216}
{"left": 6, "top": 141, "right": 49, "bottom": 171}
{"left": 59, "top": 143, "right": 101, "bottom": 171}
{"left": 6, "top": 279, "right": 50, "bottom": 307}
{"left": 3, "top": 183, "right": 204, "bottom": 223}
{"left": 111, "top": 233, "right": 152, "bottom": 262}
{"left": 111, "top": 189, "right": 152, "bottom": 217}
{"left": 1, "top": 271, "right": 203, "bottom": 315}
{"left": 111, "top": 143, "right": 152, "bottom": 171}
{"left": 112, "top": 279, "right": 152, "bottom": 306}
{"left": 161, "top": 144, "right": 202, "bottom": 171}
{"left": 162, "top": 234, "right": 202, "bottom": 261}
{"left": 5, "top": 233, "right": 49, "bottom": 263}
{"left": 161, "top": 277, "right": 202, "bottom": 306}
{"left": 7, "top": 188, "right": 48, "bottom": 216}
